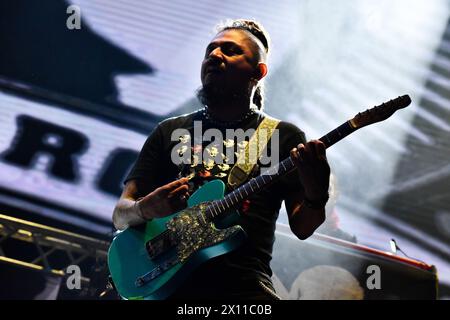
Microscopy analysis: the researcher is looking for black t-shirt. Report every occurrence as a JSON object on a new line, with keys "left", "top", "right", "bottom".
{"left": 125, "top": 109, "right": 306, "bottom": 295}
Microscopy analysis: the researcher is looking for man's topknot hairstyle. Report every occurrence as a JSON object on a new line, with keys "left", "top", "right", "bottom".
{"left": 215, "top": 19, "right": 270, "bottom": 56}
{"left": 215, "top": 19, "right": 271, "bottom": 110}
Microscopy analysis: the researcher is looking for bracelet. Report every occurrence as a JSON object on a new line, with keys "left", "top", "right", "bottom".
{"left": 303, "top": 194, "right": 329, "bottom": 209}
{"left": 134, "top": 198, "right": 145, "bottom": 220}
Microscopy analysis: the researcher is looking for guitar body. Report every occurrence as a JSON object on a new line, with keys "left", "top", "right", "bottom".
{"left": 107, "top": 180, "right": 246, "bottom": 300}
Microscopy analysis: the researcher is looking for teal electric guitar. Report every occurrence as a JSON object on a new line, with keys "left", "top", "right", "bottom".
{"left": 108, "top": 95, "right": 411, "bottom": 299}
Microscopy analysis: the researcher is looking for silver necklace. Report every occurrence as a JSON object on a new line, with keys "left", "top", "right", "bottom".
{"left": 202, "top": 106, "right": 257, "bottom": 127}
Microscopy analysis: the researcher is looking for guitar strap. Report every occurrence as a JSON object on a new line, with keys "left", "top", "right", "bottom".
{"left": 227, "top": 115, "right": 280, "bottom": 189}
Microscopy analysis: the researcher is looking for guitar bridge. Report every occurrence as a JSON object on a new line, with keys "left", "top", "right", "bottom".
{"left": 145, "top": 230, "right": 176, "bottom": 259}
{"left": 135, "top": 255, "right": 179, "bottom": 287}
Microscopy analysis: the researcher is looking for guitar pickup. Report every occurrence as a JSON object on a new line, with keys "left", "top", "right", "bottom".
{"left": 145, "top": 230, "right": 176, "bottom": 259}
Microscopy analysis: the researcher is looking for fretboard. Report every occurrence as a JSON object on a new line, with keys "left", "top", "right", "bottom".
{"left": 204, "top": 120, "right": 356, "bottom": 221}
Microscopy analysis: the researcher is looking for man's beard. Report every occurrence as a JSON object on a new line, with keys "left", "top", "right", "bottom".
{"left": 196, "top": 82, "right": 252, "bottom": 107}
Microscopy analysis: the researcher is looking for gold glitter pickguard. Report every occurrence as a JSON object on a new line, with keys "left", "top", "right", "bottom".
{"left": 166, "top": 203, "right": 242, "bottom": 262}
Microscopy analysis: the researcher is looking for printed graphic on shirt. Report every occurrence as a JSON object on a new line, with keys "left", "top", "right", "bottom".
{"left": 175, "top": 134, "right": 253, "bottom": 194}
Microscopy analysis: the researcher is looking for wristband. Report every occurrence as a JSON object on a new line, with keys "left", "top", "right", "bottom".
{"left": 303, "top": 194, "right": 329, "bottom": 209}
{"left": 134, "top": 199, "right": 145, "bottom": 220}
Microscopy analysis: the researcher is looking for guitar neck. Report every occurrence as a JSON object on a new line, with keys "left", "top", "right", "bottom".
{"left": 204, "top": 94, "right": 411, "bottom": 221}
{"left": 204, "top": 120, "right": 357, "bottom": 221}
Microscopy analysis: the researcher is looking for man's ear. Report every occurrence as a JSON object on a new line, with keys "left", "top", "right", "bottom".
{"left": 255, "top": 63, "right": 268, "bottom": 80}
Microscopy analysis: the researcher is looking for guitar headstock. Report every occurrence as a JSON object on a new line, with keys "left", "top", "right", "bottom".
{"left": 350, "top": 95, "right": 411, "bottom": 129}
